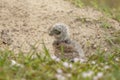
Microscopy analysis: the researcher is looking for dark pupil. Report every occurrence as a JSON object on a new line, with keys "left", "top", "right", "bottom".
{"left": 54, "top": 30, "right": 61, "bottom": 35}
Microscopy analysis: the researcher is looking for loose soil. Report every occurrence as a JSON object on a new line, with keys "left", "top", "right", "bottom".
{"left": 0, "top": 0, "right": 119, "bottom": 56}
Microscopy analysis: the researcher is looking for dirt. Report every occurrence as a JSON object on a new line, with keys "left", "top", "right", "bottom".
{"left": 0, "top": 0, "right": 120, "bottom": 55}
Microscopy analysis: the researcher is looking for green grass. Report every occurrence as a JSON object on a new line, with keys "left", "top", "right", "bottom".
{"left": 100, "top": 21, "right": 112, "bottom": 29}
{"left": 0, "top": 0, "right": 120, "bottom": 80}
{"left": 0, "top": 47, "right": 120, "bottom": 80}
{"left": 68, "top": 0, "right": 120, "bottom": 22}
{"left": 106, "top": 30, "right": 120, "bottom": 47}
{"left": 68, "top": 0, "right": 84, "bottom": 8}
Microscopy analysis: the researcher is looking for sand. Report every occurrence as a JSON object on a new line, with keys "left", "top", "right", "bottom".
{"left": 0, "top": 0, "right": 119, "bottom": 55}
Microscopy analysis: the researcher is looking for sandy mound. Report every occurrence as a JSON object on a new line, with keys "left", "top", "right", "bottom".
{"left": 0, "top": 0, "right": 119, "bottom": 55}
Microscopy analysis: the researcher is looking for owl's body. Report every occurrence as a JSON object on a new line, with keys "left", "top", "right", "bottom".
{"left": 53, "top": 39, "right": 84, "bottom": 60}
{"left": 49, "top": 23, "right": 85, "bottom": 60}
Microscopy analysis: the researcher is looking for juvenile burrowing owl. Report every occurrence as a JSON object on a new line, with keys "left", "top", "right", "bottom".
{"left": 49, "top": 23, "right": 85, "bottom": 61}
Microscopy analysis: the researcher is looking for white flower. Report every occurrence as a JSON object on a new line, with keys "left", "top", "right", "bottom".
{"left": 66, "top": 73, "right": 72, "bottom": 77}
{"left": 79, "top": 58, "right": 86, "bottom": 63}
{"left": 51, "top": 55, "right": 61, "bottom": 62}
{"left": 11, "top": 60, "right": 24, "bottom": 68}
{"left": 69, "top": 63, "right": 73, "bottom": 68}
{"left": 56, "top": 74, "right": 66, "bottom": 80}
{"left": 93, "top": 76, "right": 98, "bottom": 80}
{"left": 115, "top": 57, "right": 119, "bottom": 61}
{"left": 93, "top": 72, "right": 103, "bottom": 80}
{"left": 63, "top": 62, "right": 69, "bottom": 68}
{"left": 74, "top": 58, "right": 80, "bottom": 62}
{"left": 97, "top": 72, "right": 103, "bottom": 78}
{"left": 104, "top": 65, "right": 110, "bottom": 70}
{"left": 91, "top": 61, "right": 96, "bottom": 65}
{"left": 82, "top": 71, "right": 94, "bottom": 78}
{"left": 11, "top": 60, "right": 17, "bottom": 65}
{"left": 51, "top": 55, "right": 57, "bottom": 60}
{"left": 63, "top": 62, "right": 73, "bottom": 68}
{"left": 56, "top": 58, "right": 61, "bottom": 62}
{"left": 57, "top": 69, "right": 63, "bottom": 74}
{"left": 73, "top": 58, "right": 86, "bottom": 63}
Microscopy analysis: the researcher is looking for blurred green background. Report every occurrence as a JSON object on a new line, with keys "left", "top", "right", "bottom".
{"left": 69, "top": 0, "right": 120, "bottom": 22}
{"left": 82, "top": 0, "right": 120, "bottom": 9}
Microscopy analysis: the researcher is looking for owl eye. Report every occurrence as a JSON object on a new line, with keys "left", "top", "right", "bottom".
{"left": 54, "top": 30, "right": 61, "bottom": 35}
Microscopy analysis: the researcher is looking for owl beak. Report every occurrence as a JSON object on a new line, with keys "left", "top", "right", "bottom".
{"left": 49, "top": 31, "right": 53, "bottom": 36}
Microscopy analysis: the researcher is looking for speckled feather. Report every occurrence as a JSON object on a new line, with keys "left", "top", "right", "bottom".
{"left": 49, "top": 23, "right": 85, "bottom": 60}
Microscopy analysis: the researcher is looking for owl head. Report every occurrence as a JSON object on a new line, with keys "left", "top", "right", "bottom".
{"left": 49, "top": 23, "right": 70, "bottom": 41}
